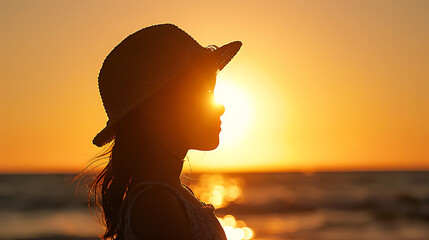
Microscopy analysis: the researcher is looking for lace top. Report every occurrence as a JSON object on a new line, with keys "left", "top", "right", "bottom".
{"left": 117, "top": 181, "right": 228, "bottom": 240}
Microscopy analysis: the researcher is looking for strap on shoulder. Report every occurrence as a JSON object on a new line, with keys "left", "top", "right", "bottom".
{"left": 123, "top": 181, "right": 190, "bottom": 232}
{"left": 127, "top": 181, "right": 182, "bottom": 211}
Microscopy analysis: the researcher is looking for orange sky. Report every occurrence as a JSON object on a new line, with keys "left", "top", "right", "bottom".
{"left": 1, "top": 0, "right": 428, "bottom": 173}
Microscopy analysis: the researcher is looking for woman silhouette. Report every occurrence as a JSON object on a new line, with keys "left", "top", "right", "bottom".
{"left": 81, "top": 24, "right": 242, "bottom": 240}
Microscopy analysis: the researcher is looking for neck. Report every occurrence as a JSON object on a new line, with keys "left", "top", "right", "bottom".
{"left": 130, "top": 138, "right": 188, "bottom": 190}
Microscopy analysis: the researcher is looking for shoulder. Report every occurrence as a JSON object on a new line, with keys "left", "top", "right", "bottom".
{"left": 130, "top": 185, "right": 192, "bottom": 240}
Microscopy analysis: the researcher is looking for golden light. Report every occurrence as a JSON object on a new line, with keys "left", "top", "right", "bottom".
{"left": 217, "top": 215, "right": 254, "bottom": 240}
{"left": 188, "top": 174, "right": 245, "bottom": 208}
{"left": 187, "top": 174, "right": 254, "bottom": 240}
{"left": 214, "top": 79, "right": 254, "bottom": 146}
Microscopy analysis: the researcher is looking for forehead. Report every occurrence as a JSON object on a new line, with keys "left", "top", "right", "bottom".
{"left": 183, "top": 59, "right": 218, "bottom": 91}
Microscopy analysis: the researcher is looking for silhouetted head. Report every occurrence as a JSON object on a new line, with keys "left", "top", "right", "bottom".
{"left": 92, "top": 23, "right": 241, "bottom": 150}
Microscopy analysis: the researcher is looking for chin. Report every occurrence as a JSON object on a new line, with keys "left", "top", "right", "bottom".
{"left": 191, "top": 136, "right": 220, "bottom": 151}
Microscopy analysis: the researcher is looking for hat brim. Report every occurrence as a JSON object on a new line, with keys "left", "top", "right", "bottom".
{"left": 93, "top": 122, "right": 116, "bottom": 147}
{"left": 215, "top": 41, "right": 242, "bottom": 71}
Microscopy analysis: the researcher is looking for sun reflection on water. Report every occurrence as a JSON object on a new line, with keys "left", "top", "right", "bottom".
{"left": 188, "top": 174, "right": 254, "bottom": 240}
{"left": 189, "top": 174, "right": 245, "bottom": 208}
{"left": 217, "top": 214, "right": 254, "bottom": 240}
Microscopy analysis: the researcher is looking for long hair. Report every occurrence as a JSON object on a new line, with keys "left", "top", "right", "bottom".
{"left": 74, "top": 104, "right": 152, "bottom": 240}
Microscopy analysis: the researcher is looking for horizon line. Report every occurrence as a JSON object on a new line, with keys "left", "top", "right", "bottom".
{"left": 2, "top": 169, "right": 429, "bottom": 175}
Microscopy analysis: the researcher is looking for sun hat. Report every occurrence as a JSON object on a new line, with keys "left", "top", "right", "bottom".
{"left": 92, "top": 23, "right": 242, "bottom": 147}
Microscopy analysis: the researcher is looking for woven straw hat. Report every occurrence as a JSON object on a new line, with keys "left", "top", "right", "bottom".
{"left": 92, "top": 23, "right": 242, "bottom": 147}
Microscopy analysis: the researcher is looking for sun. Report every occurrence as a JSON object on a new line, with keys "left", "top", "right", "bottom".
{"left": 214, "top": 79, "right": 253, "bottom": 146}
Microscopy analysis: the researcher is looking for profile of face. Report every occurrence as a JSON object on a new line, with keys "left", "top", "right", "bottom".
{"left": 138, "top": 62, "right": 225, "bottom": 152}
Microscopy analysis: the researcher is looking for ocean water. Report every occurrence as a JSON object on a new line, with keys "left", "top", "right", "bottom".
{"left": 1, "top": 172, "right": 429, "bottom": 240}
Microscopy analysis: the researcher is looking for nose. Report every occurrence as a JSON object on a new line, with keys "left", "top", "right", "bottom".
{"left": 216, "top": 102, "right": 225, "bottom": 116}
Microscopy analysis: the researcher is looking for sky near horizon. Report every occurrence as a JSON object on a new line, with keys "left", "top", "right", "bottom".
{"left": 1, "top": 0, "right": 428, "bottom": 173}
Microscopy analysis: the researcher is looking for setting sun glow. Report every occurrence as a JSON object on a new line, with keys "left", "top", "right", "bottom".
{"left": 214, "top": 80, "right": 254, "bottom": 146}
